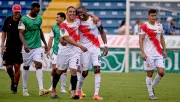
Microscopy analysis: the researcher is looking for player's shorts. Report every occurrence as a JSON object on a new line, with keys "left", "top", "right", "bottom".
{"left": 2, "top": 47, "right": 23, "bottom": 66}
{"left": 22, "top": 47, "right": 43, "bottom": 66}
{"left": 57, "top": 48, "right": 80, "bottom": 70}
{"left": 81, "top": 47, "right": 101, "bottom": 71}
{"left": 51, "top": 53, "right": 58, "bottom": 65}
{"left": 144, "top": 56, "right": 164, "bottom": 71}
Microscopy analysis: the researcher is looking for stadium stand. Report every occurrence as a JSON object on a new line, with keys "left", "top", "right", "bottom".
{"left": 0, "top": 0, "right": 179, "bottom": 35}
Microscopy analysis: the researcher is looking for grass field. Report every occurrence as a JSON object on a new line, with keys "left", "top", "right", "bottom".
{"left": 0, "top": 70, "right": 180, "bottom": 102}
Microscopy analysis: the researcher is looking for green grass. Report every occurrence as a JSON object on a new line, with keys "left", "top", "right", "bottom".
{"left": 0, "top": 70, "right": 180, "bottom": 102}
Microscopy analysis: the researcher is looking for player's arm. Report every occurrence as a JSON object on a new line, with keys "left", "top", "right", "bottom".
{"left": 139, "top": 33, "right": 147, "bottom": 61}
{"left": 40, "top": 29, "right": 48, "bottom": 53}
{"left": 18, "top": 20, "right": 30, "bottom": 53}
{"left": 47, "top": 29, "right": 54, "bottom": 56}
{"left": 96, "top": 19, "right": 108, "bottom": 56}
{"left": 160, "top": 34, "right": 167, "bottom": 58}
{"left": 1, "top": 17, "right": 8, "bottom": 55}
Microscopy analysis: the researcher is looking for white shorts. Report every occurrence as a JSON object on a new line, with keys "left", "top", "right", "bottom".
{"left": 22, "top": 47, "right": 43, "bottom": 66}
{"left": 144, "top": 56, "right": 164, "bottom": 71}
{"left": 81, "top": 48, "right": 101, "bottom": 71}
{"left": 57, "top": 50, "right": 80, "bottom": 70}
{"left": 51, "top": 53, "right": 57, "bottom": 64}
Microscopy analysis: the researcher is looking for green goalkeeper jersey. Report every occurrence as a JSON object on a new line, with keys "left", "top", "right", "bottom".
{"left": 18, "top": 14, "right": 42, "bottom": 49}
{"left": 50, "top": 24, "right": 60, "bottom": 55}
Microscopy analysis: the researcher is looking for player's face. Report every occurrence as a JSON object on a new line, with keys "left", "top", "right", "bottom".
{"left": 77, "top": 8, "right": 87, "bottom": 20}
{"left": 66, "top": 8, "right": 76, "bottom": 20}
{"left": 13, "top": 12, "right": 21, "bottom": 20}
{"left": 56, "top": 15, "right": 64, "bottom": 24}
{"left": 31, "top": 7, "right": 40, "bottom": 17}
{"left": 148, "top": 13, "right": 156, "bottom": 23}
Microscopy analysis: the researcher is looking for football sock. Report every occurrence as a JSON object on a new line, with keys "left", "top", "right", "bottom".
{"left": 22, "top": 68, "right": 28, "bottom": 92}
{"left": 146, "top": 76, "right": 154, "bottom": 96}
{"left": 36, "top": 69, "right": 43, "bottom": 90}
{"left": 152, "top": 74, "right": 162, "bottom": 89}
{"left": 60, "top": 73, "right": 67, "bottom": 90}
{"left": 94, "top": 73, "right": 101, "bottom": 96}
{"left": 52, "top": 73, "right": 61, "bottom": 88}
{"left": 71, "top": 75, "right": 77, "bottom": 90}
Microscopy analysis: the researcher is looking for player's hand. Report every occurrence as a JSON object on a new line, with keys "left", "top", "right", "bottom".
{"left": 24, "top": 44, "right": 30, "bottom": 53}
{"left": 163, "top": 51, "right": 167, "bottom": 58}
{"left": 141, "top": 53, "right": 147, "bottom": 61}
{"left": 60, "top": 37, "right": 67, "bottom": 46}
{"left": 80, "top": 45, "right": 88, "bottom": 52}
{"left": 1, "top": 44, "right": 6, "bottom": 55}
{"left": 103, "top": 46, "right": 108, "bottom": 56}
{"left": 46, "top": 50, "right": 50, "bottom": 57}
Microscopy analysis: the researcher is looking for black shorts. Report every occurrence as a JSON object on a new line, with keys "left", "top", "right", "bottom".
{"left": 2, "top": 48, "right": 23, "bottom": 66}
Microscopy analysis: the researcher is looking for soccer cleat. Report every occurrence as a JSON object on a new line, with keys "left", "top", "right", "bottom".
{"left": 93, "top": 95, "right": 103, "bottom": 100}
{"left": 50, "top": 95, "right": 60, "bottom": 99}
{"left": 82, "top": 92, "right": 86, "bottom": 97}
{"left": 60, "top": 89, "right": 67, "bottom": 93}
{"left": 76, "top": 90, "right": 83, "bottom": 99}
{"left": 39, "top": 89, "right": 50, "bottom": 96}
{"left": 149, "top": 95, "right": 158, "bottom": 100}
{"left": 23, "top": 91, "right": 30, "bottom": 96}
{"left": 71, "top": 95, "right": 80, "bottom": 99}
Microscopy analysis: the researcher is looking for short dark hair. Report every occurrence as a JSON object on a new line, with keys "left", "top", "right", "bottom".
{"left": 148, "top": 9, "right": 157, "bottom": 15}
{"left": 77, "top": 6, "right": 87, "bottom": 11}
{"left": 31, "top": 3, "right": 40, "bottom": 9}
{"left": 57, "top": 12, "right": 66, "bottom": 20}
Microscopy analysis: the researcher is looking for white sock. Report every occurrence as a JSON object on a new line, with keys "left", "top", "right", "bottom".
{"left": 94, "top": 73, "right": 101, "bottom": 96}
{"left": 152, "top": 74, "right": 162, "bottom": 89}
{"left": 60, "top": 73, "right": 67, "bottom": 90}
{"left": 22, "top": 69, "right": 28, "bottom": 92}
{"left": 48, "top": 76, "right": 53, "bottom": 91}
{"left": 76, "top": 72, "right": 81, "bottom": 90}
{"left": 146, "top": 76, "right": 154, "bottom": 96}
{"left": 36, "top": 69, "right": 43, "bottom": 90}
{"left": 77, "top": 75, "right": 84, "bottom": 91}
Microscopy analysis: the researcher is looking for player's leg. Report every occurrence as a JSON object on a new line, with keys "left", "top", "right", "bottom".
{"left": 92, "top": 49, "right": 103, "bottom": 100}
{"left": 2, "top": 49, "right": 15, "bottom": 93}
{"left": 144, "top": 57, "right": 158, "bottom": 100}
{"left": 51, "top": 53, "right": 68, "bottom": 98}
{"left": 33, "top": 48, "right": 49, "bottom": 96}
{"left": 76, "top": 51, "right": 90, "bottom": 99}
{"left": 13, "top": 64, "right": 21, "bottom": 93}
{"left": 60, "top": 69, "right": 67, "bottom": 93}
{"left": 152, "top": 57, "right": 165, "bottom": 94}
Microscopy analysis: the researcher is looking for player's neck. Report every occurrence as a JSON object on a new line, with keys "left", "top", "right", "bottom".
{"left": 148, "top": 21, "right": 155, "bottom": 25}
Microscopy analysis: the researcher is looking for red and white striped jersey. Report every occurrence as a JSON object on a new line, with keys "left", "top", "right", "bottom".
{"left": 79, "top": 16, "right": 102, "bottom": 49}
{"left": 58, "top": 17, "right": 80, "bottom": 54}
{"left": 139, "top": 21, "right": 164, "bottom": 57}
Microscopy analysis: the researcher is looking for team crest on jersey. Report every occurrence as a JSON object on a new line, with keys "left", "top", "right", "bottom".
{"left": 61, "top": 29, "right": 65, "bottom": 34}
{"left": 18, "top": 21, "right": 23, "bottom": 26}
{"left": 146, "top": 64, "right": 150, "bottom": 68}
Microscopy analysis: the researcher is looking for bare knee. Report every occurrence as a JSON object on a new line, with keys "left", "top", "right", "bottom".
{"left": 158, "top": 72, "right": 164, "bottom": 77}
{"left": 35, "top": 62, "right": 42, "bottom": 69}
{"left": 147, "top": 70, "right": 154, "bottom": 77}
{"left": 70, "top": 68, "right": 77, "bottom": 76}
{"left": 82, "top": 70, "right": 88, "bottom": 78}
{"left": 94, "top": 66, "right": 100, "bottom": 74}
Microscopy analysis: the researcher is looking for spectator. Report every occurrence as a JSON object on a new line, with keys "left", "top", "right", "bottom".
{"left": 164, "top": 16, "right": 175, "bottom": 35}
{"left": 117, "top": 20, "right": 126, "bottom": 35}
{"left": 134, "top": 19, "right": 143, "bottom": 35}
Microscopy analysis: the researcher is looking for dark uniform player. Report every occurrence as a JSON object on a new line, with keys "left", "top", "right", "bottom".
{"left": 1, "top": 4, "right": 22, "bottom": 94}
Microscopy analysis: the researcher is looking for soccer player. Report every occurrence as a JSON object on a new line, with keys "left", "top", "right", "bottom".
{"left": 1, "top": 4, "right": 22, "bottom": 94}
{"left": 18, "top": 3, "right": 49, "bottom": 96}
{"left": 51, "top": 6, "right": 87, "bottom": 99}
{"left": 76, "top": 6, "right": 108, "bottom": 100}
{"left": 47, "top": 12, "right": 67, "bottom": 93}
{"left": 139, "top": 9, "right": 167, "bottom": 100}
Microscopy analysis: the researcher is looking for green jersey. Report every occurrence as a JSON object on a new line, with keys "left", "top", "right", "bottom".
{"left": 18, "top": 14, "right": 42, "bottom": 49}
{"left": 49, "top": 24, "right": 60, "bottom": 55}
